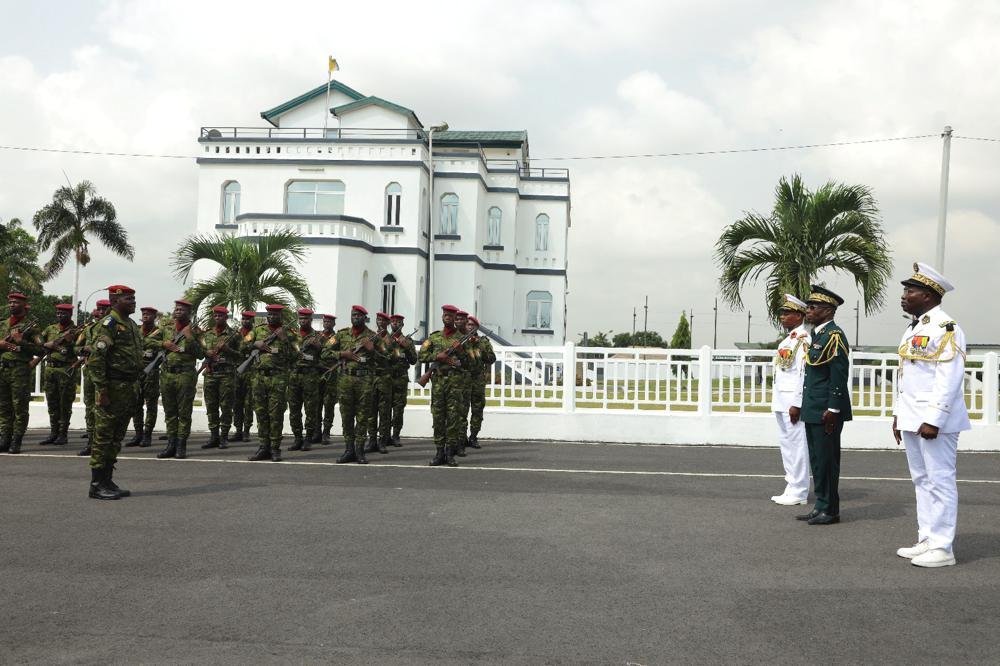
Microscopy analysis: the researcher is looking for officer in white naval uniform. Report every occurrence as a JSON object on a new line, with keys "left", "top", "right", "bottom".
{"left": 892, "top": 262, "right": 969, "bottom": 568}
{"left": 770, "top": 294, "right": 811, "bottom": 505}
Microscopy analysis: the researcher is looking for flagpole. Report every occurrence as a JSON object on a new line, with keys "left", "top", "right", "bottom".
{"left": 324, "top": 58, "right": 332, "bottom": 136}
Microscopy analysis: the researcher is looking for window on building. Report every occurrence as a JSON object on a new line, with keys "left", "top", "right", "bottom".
{"left": 526, "top": 290, "right": 552, "bottom": 329}
{"left": 535, "top": 214, "right": 550, "bottom": 251}
{"left": 382, "top": 274, "right": 397, "bottom": 315}
{"left": 222, "top": 181, "right": 241, "bottom": 224}
{"left": 439, "top": 193, "right": 459, "bottom": 234}
{"left": 385, "top": 182, "right": 402, "bottom": 226}
{"left": 487, "top": 206, "right": 502, "bottom": 245}
{"left": 286, "top": 180, "right": 345, "bottom": 215}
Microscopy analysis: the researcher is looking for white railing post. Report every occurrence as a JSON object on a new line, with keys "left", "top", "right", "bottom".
{"left": 984, "top": 352, "right": 999, "bottom": 425}
{"left": 562, "top": 342, "right": 576, "bottom": 412}
{"left": 697, "top": 345, "right": 712, "bottom": 417}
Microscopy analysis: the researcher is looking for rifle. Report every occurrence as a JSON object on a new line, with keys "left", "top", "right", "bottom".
{"left": 144, "top": 324, "right": 197, "bottom": 376}
{"left": 416, "top": 330, "right": 475, "bottom": 387}
{"left": 63, "top": 318, "right": 102, "bottom": 376}
{"left": 320, "top": 330, "right": 378, "bottom": 379}
{"left": 236, "top": 327, "right": 282, "bottom": 375}
{"left": 2, "top": 316, "right": 39, "bottom": 354}
{"left": 29, "top": 322, "right": 84, "bottom": 369}
{"left": 198, "top": 325, "right": 240, "bottom": 375}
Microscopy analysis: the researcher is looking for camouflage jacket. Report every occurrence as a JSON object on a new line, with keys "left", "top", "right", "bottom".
{"left": 88, "top": 309, "right": 143, "bottom": 394}
{"left": 200, "top": 325, "right": 241, "bottom": 373}
{"left": 0, "top": 316, "right": 42, "bottom": 365}
{"left": 139, "top": 324, "right": 162, "bottom": 368}
{"left": 418, "top": 328, "right": 472, "bottom": 374}
{"left": 157, "top": 322, "right": 204, "bottom": 371}
{"left": 466, "top": 335, "right": 497, "bottom": 378}
{"left": 292, "top": 328, "right": 324, "bottom": 369}
{"left": 241, "top": 324, "right": 297, "bottom": 372}
{"left": 382, "top": 330, "right": 418, "bottom": 373}
{"left": 322, "top": 326, "right": 386, "bottom": 374}
{"left": 39, "top": 323, "right": 78, "bottom": 364}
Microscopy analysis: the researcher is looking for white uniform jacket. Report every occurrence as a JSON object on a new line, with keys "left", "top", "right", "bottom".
{"left": 771, "top": 324, "right": 810, "bottom": 413}
{"left": 894, "top": 305, "right": 970, "bottom": 433}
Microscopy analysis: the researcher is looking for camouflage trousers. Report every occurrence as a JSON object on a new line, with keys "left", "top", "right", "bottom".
{"left": 0, "top": 364, "right": 32, "bottom": 437}
{"left": 390, "top": 370, "right": 410, "bottom": 435}
{"left": 368, "top": 373, "right": 393, "bottom": 442}
{"left": 203, "top": 370, "right": 235, "bottom": 432}
{"left": 430, "top": 371, "right": 467, "bottom": 450}
{"left": 468, "top": 373, "right": 487, "bottom": 434}
{"left": 159, "top": 368, "right": 197, "bottom": 440}
{"left": 233, "top": 372, "right": 254, "bottom": 431}
{"left": 320, "top": 372, "right": 338, "bottom": 430}
{"left": 338, "top": 373, "right": 373, "bottom": 449}
{"left": 90, "top": 379, "right": 138, "bottom": 470}
{"left": 131, "top": 370, "right": 160, "bottom": 433}
{"left": 287, "top": 367, "right": 321, "bottom": 438}
{"left": 83, "top": 369, "right": 96, "bottom": 434}
{"left": 253, "top": 371, "right": 288, "bottom": 449}
{"left": 43, "top": 364, "right": 77, "bottom": 433}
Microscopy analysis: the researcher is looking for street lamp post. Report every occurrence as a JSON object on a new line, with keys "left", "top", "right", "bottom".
{"left": 424, "top": 122, "right": 448, "bottom": 338}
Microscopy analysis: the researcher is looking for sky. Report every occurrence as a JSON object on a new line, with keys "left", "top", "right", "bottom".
{"left": 1, "top": 0, "right": 998, "bottom": 346}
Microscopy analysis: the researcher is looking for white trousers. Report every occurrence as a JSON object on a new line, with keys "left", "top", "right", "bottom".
{"left": 774, "top": 411, "right": 809, "bottom": 499}
{"left": 903, "top": 430, "right": 959, "bottom": 552}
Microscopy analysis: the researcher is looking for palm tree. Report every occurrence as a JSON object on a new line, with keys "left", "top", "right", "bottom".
{"left": 715, "top": 174, "right": 892, "bottom": 322}
{"left": 32, "top": 181, "right": 135, "bottom": 310}
{"left": 0, "top": 218, "right": 45, "bottom": 297}
{"left": 172, "top": 230, "right": 314, "bottom": 318}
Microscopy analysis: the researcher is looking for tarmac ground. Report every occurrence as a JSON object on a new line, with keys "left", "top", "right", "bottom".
{"left": 2, "top": 428, "right": 1000, "bottom": 664}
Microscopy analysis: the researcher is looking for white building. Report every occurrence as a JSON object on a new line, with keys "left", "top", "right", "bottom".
{"left": 194, "top": 80, "right": 570, "bottom": 344}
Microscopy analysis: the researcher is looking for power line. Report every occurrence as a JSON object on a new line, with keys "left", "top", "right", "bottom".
{"left": 953, "top": 134, "right": 1000, "bottom": 143}
{"left": 0, "top": 144, "right": 192, "bottom": 159}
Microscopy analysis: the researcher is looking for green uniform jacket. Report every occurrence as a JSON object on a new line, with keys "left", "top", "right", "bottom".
{"left": 88, "top": 310, "right": 143, "bottom": 393}
{"left": 418, "top": 329, "right": 472, "bottom": 375}
{"left": 241, "top": 324, "right": 297, "bottom": 371}
{"left": 802, "top": 320, "right": 853, "bottom": 423}
{"left": 467, "top": 335, "right": 496, "bottom": 378}
{"left": 200, "top": 325, "right": 241, "bottom": 372}
{"left": 382, "top": 330, "right": 417, "bottom": 374}
{"left": 324, "top": 327, "right": 387, "bottom": 372}
{"left": 139, "top": 324, "right": 162, "bottom": 368}
{"left": 0, "top": 316, "right": 42, "bottom": 363}
{"left": 158, "top": 323, "right": 204, "bottom": 370}
{"left": 39, "top": 323, "right": 78, "bottom": 364}
{"left": 293, "top": 328, "right": 324, "bottom": 369}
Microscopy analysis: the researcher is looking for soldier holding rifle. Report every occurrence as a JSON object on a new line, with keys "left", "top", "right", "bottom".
{"left": 231, "top": 311, "right": 256, "bottom": 442}
{"left": 418, "top": 304, "right": 473, "bottom": 467}
{"left": 464, "top": 315, "right": 495, "bottom": 450}
{"left": 36, "top": 303, "right": 80, "bottom": 446}
{"left": 200, "top": 306, "right": 241, "bottom": 450}
{"left": 387, "top": 313, "right": 417, "bottom": 447}
{"left": 0, "top": 292, "right": 42, "bottom": 454}
{"left": 367, "top": 311, "right": 394, "bottom": 455}
{"left": 287, "top": 307, "right": 323, "bottom": 452}
{"left": 318, "top": 314, "right": 338, "bottom": 444}
{"left": 76, "top": 299, "right": 111, "bottom": 457}
{"left": 242, "top": 304, "right": 296, "bottom": 462}
{"left": 125, "top": 306, "right": 162, "bottom": 448}
{"left": 155, "top": 299, "right": 203, "bottom": 460}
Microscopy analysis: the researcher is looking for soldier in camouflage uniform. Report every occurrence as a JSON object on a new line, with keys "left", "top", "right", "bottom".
{"left": 325, "top": 304, "right": 385, "bottom": 464}
{"left": 232, "top": 311, "right": 256, "bottom": 441}
{"left": 418, "top": 304, "right": 472, "bottom": 466}
{"left": 452, "top": 310, "right": 472, "bottom": 457}
{"left": 318, "top": 314, "right": 338, "bottom": 444}
{"left": 36, "top": 303, "right": 79, "bottom": 446}
{"left": 125, "top": 306, "right": 161, "bottom": 448}
{"left": 77, "top": 300, "right": 111, "bottom": 457}
{"left": 86, "top": 284, "right": 142, "bottom": 500}
{"left": 287, "top": 307, "right": 323, "bottom": 452}
{"left": 156, "top": 299, "right": 203, "bottom": 460}
{"left": 464, "top": 316, "right": 496, "bottom": 449}
{"left": 366, "top": 311, "right": 394, "bottom": 455}
{"left": 0, "top": 292, "right": 43, "bottom": 454}
{"left": 244, "top": 303, "right": 296, "bottom": 462}
{"left": 386, "top": 313, "right": 417, "bottom": 447}
{"left": 200, "top": 305, "right": 241, "bottom": 450}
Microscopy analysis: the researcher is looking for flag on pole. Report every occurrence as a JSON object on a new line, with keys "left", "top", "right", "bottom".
{"left": 329, "top": 57, "right": 339, "bottom": 73}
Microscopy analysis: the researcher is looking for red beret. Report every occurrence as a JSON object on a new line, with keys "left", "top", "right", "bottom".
{"left": 468, "top": 316, "right": 480, "bottom": 325}
{"left": 376, "top": 311, "right": 390, "bottom": 319}
{"left": 441, "top": 304, "right": 459, "bottom": 313}
{"left": 55, "top": 303, "right": 75, "bottom": 311}
{"left": 297, "top": 308, "right": 314, "bottom": 316}
{"left": 140, "top": 306, "right": 158, "bottom": 312}
{"left": 265, "top": 304, "right": 285, "bottom": 312}
{"left": 174, "top": 299, "right": 192, "bottom": 307}
{"left": 107, "top": 285, "right": 135, "bottom": 296}
{"left": 322, "top": 314, "right": 336, "bottom": 321}
{"left": 455, "top": 310, "right": 469, "bottom": 317}
{"left": 241, "top": 311, "right": 256, "bottom": 318}
{"left": 7, "top": 292, "right": 27, "bottom": 301}
{"left": 351, "top": 304, "right": 368, "bottom": 315}
{"left": 390, "top": 314, "right": 404, "bottom": 321}
{"left": 212, "top": 305, "right": 229, "bottom": 314}
{"left": 95, "top": 299, "right": 111, "bottom": 307}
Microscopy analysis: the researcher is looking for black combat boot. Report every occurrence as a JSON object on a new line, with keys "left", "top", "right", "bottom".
{"left": 270, "top": 447, "right": 282, "bottom": 462}
{"left": 377, "top": 436, "right": 388, "bottom": 454}
{"left": 355, "top": 440, "right": 369, "bottom": 464}
{"left": 140, "top": 427, "right": 152, "bottom": 447}
{"left": 81, "top": 432, "right": 89, "bottom": 439}
{"left": 89, "top": 467, "right": 121, "bottom": 500}
{"left": 219, "top": 428, "right": 229, "bottom": 449}
{"left": 0, "top": 434, "right": 11, "bottom": 453}
{"left": 391, "top": 428, "right": 402, "bottom": 447}
{"left": 124, "top": 429, "right": 142, "bottom": 447}
{"left": 445, "top": 445, "right": 458, "bottom": 467}
{"left": 175, "top": 438, "right": 188, "bottom": 459}
{"left": 364, "top": 437, "right": 377, "bottom": 454}
{"left": 429, "top": 447, "right": 446, "bottom": 466}
{"left": 158, "top": 434, "right": 168, "bottom": 440}
{"left": 105, "top": 464, "right": 131, "bottom": 497}
{"left": 289, "top": 436, "right": 303, "bottom": 452}
{"left": 9, "top": 435, "right": 23, "bottom": 454}
{"left": 241, "top": 427, "right": 251, "bottom": 442}
{"left": 78, "top": 443, "right": 91, "bottom": 457}
{"left": 468, "top": 430, "right": 481, "bottom": 449}
{"left": 232, "top": 422, "right": 243, "bottom": 442}
{"left": 322, "top": 425, "right": 332, "bottom": 445}
{"left": 336, "top": 442, "right": 356, "bottom": 463}
{"left": 40, "top": 429, "right": 58, "bottom": 445}
{"left": 248, "top": 443, "right": 271, "bottom": 461}
{"left": 202, "top": 428, "right": 220, "bottom": 449}
{"left": 301, "top": 435, "right": 312, "bottom": 452}
{"left": 455, "top": 438, "right": 467, "bottom": 457}
{"left": 156, "top": 437, "right": 177, "bottom": 459}
{"left": 54, "top": 429, "right": 68, "bottom": 446}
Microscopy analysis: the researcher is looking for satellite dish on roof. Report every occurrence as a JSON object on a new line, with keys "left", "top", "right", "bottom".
{"left": 206, "top": 129, "right": 222, "bottom": 138}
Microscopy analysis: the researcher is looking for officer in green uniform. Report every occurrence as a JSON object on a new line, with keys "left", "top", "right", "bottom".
{"left": 0, "top": 292, "right": 42, "bottom": 454}
{"left": 452, "top": 309, "right": 472, "bottom": 456}
{"left": 465, "top": 315, "right": 496, "bottom": 449}
{"left": 87, "top": 284, "right": 142, "bottom": 500}
{"left": 244, "top": 303, "right": 296, "bottom": 462}
{"left": 287, "top": 307, "right": 323, "bottom": 452}
{"left": 326, "top": 304, "right": 385, "bottom": 464}
{"left": 367, "top": 311, "right": 394, "bottom": 455}
{"left": 156, "top": 299, "right": 203, "bottom": 460}
{"left": 387, "top": 313, "right": 416, "bottom": 447}
{"left": 128, "top": 307, "right": 162, "bottom": 447}
{"left": 795, "top": 285, "right": 853, "bottom": 525}
{"left": 232, "top": 310, "right": 256, "bottom": 441}
{"left": 77, "top": 300, "right": 111, "bottom": 457}
{"left": 201, "top": 305, "right": 241, "bottom": 450}
{"left": 318, "top": 314, "right": 338, "bottom": 444}
{"left": 419, "top": 304, "right": 472, "bottom": 466}
{"left": 37, "top": 303, "right": 79, "bottom": 446}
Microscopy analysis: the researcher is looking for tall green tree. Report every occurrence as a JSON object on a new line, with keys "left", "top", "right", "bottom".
{"left": 669, "top": 312, "right": 691, "bottom": 349}
{"left": 172, "top": 230, "right": 314, "bottom": 318}
{"left": 715, "top": 174, "right": 892, "bottom": 321}
{"left": 32, "top": 181, "right": 135, "bottom": 312}
{"left": 0, "top": 218, "right": 45, "bottom": 299}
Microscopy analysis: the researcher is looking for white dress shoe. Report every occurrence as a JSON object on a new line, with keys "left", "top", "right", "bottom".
{"left": 910, "top": 548, "right": 956, "bottom": 568}
{"left": 896, "top": 540, "right": 931, "bottom": 559}
{"left": 770, "top": 494, "right": 808, "bottom": 506}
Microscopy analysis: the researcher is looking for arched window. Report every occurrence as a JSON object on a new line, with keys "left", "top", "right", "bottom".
{"left": 439, "top": 193, "right": 459, "bottom": 235}
{"left": 286, "top": 180, "right": 345, "bottom": 215}
{"left": 385, "top": 182, "right": 402, "bottom": 226}
{"left": 381, "top": 274, "right": 397, "bottom": 315}
{"left": 487, "top": 206, "right": 502, "bottom": 245}
{"left": 526, "top": 290, "right": 552, "bottom": 329}
{"left": 361, "top": 270, "right": 369, "bottom": 309}
{"left": 222, "top": 181, "right": 241, "bottom": 224}
{"left": 535, "top": 214, "right": 550, "bottom": 251}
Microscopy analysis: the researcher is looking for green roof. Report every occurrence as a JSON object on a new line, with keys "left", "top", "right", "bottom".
{"left": 435, "top": 131, "right": 526, "bottom": 143}
{"left": 260, "top": 81, "right": 366, "bottom": 126}
{"left": 331, "top": 96, "right": 422, "bottom": 127}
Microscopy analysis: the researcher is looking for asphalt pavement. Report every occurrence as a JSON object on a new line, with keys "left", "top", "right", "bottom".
{"left": 2, "top": 429, "right": 999, "bottom": 664}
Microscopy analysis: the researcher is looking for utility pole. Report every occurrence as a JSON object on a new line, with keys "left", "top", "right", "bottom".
{"left": 689, "top": 308, "right": 694, "bottom": 346}
{"left": 854, "top": 301, "right": 860, "bottom": 347}
{"left": 643, "top": 295, "right": 649, "bottom": 335}
{"left": 632, "top": 307, "right": 636, "bottom": 336}
{"left": 746, "top": 311, "right": 751, "bottom": 343}
{"left": 713, "top": 298, "right": 718, "bottom": 349}
{"left": 936, "top": 125, "right": 953, "bottom": 271}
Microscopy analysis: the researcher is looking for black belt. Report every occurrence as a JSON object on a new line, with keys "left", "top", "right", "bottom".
{"left": 46, "top": 359, "right": 71, "bottom": 368}
{"left": 0, "top": 360, "right": 29, "bottom": 369}
{"left": 342, "top": 368, "right": 371, "bottom": 377}
{"left": 162, "top": 365, "right": 195, "bottom": 374}
{"left": 107, "top": 369, "right": 139, "bottom": 381}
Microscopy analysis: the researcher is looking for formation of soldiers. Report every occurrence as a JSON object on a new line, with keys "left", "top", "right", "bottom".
{"left": 0, "top": 286, "right": 496, "bottom": 500}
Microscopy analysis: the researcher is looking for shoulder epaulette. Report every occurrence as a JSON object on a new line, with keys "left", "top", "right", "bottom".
{"left": 940, "top": 320, "right": 955, "bottom": 331}
{"left": 103, "top": 316, "right": 115, "bottom": 328}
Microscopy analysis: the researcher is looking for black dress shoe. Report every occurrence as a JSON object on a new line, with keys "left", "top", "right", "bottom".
{"left": 807, "top": 512, "right": 840, "bottom": 526}
{"left": 796, "top": 509, "right": 820, "bottom": 521}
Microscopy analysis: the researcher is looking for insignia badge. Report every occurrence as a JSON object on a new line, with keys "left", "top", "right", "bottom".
{"left": 913, "top": 262, "right": 919, "bottom": 272}
{"left": 812, "top": 343, "right": 821, "bottom": 349}
{"left": 911, "top": 335, "right": 930, "bottom": 351}
{"left": 921, "top": 315, "right": 930, "bottom": 325}
{"left": 95, "top": 340, "right": 107, "bottom": 350}
{"left": 790, "top": 331, "right": 797, "bottom": 339}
